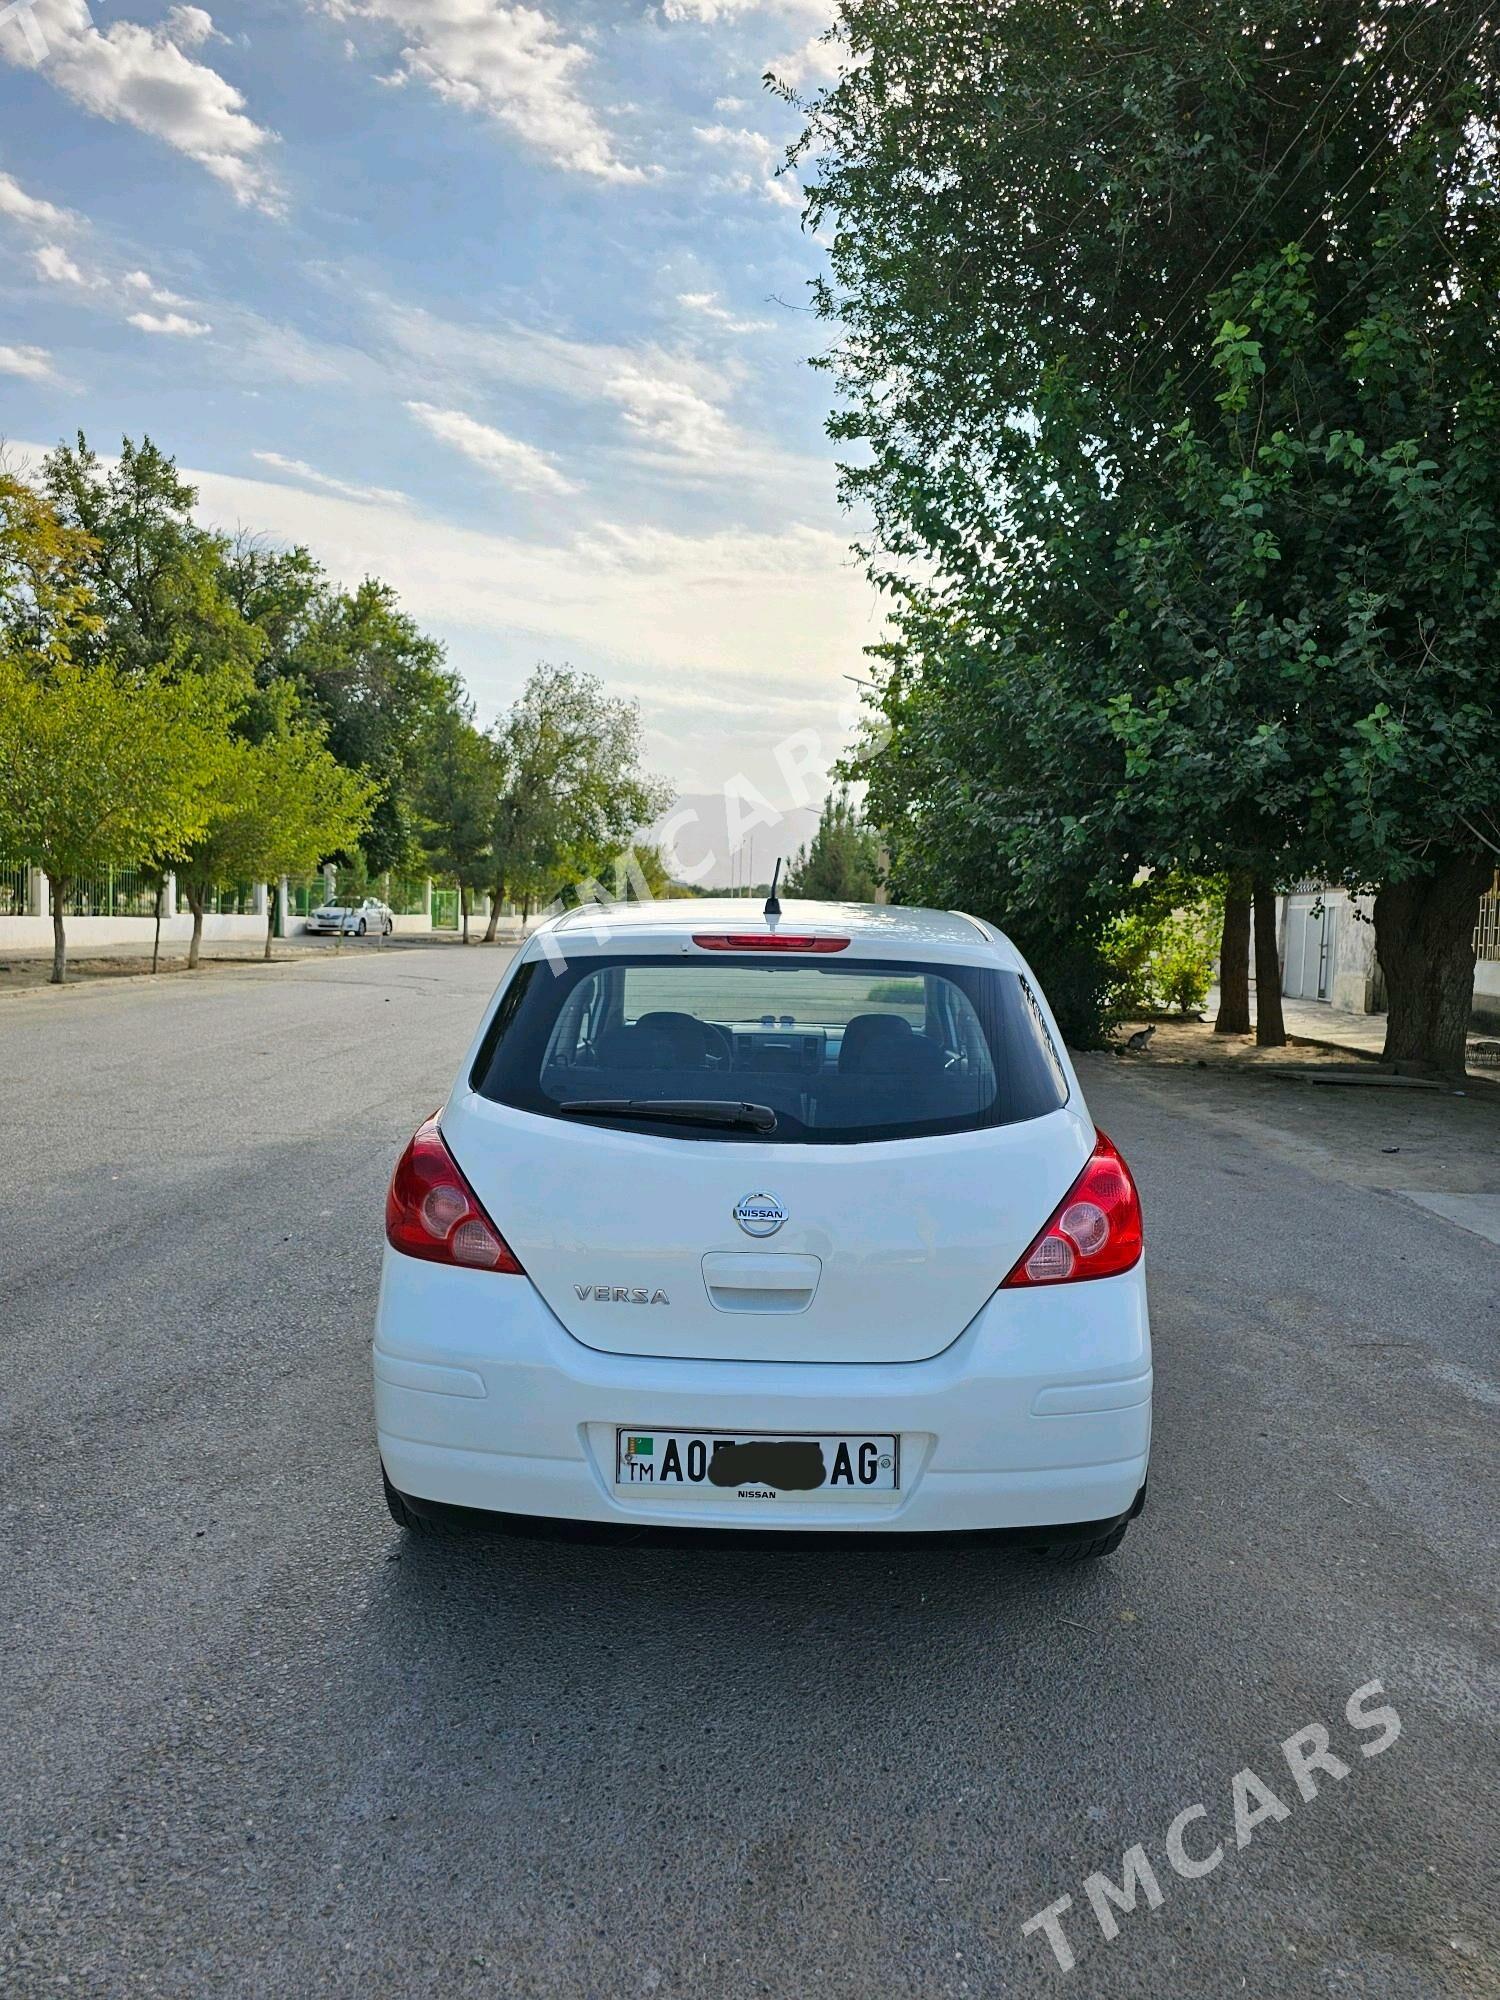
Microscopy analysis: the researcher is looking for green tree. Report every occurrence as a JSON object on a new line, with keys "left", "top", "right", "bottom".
{"left": 0, "top": 471, "right": 102, "bottom": 672}
{"left": 1105, "top": 250, "right": 1500, "bottom": 1063}
{"left": 177, "top": 690, "right": 376, "bottom": 966}
{"left": 573, "top": 840, "right": 694, "bottom": 907}
{"left": 267, "top": 574, "right": 462, "bottom": 875}
{"left": 220, "top": 538, "right": 326, "bottom": 681}
{"left": 416, "top": 709, "right": 498, "bottom": 945}
{"left": 783, "top": 788, "right": 882, "bottom": 902}
{"left": 43, "top": 447, "right": 461, "bottom": 882}
{"left": 482, "top": 665, "right": 669, "bottom": 940}
{"left": 41, "top": 434, "right": 262, "bottom": 683}
{"left": 795, "top": 0, "right": 1500, "bottom": 1065}
{"left": 1103, "top": 880, "right": 1224, "bottom": 1018}
{"left": 619, "top": 842, "right": 692, "bottom": 900}
{"left": 0, "top": 656, "right": 233, "bottom": 982}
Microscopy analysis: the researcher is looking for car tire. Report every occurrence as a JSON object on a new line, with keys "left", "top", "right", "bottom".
{"left": 1038, "top": 1519, "right": 1131, "bottom": 1563}
{"left": 383, "top": 1465, "right": 444, "bottom": 1534}
{"left": 384, "top": 920, "right": 393, "bottom": 937}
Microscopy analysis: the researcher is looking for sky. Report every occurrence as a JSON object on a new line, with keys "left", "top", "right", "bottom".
{"left": 0, "top": 0, "right": 881, "bottom": 829}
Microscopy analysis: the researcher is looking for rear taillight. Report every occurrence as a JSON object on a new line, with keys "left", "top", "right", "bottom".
{"left": 692, "top": 934, "right": 850, "bottom": 952}
{"left": 385, "top": 1114, "right": 524, "bottom": 1274}
{"left": 1001, "top": 1131, "right": 1143, "bottom": 1287}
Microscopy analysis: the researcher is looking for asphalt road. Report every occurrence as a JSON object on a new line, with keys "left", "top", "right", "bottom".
{"left": 2, "top": 944, "right": 1496, "bottom": 2000}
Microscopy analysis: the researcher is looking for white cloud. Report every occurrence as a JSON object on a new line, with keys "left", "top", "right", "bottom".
{"left": 33, "top": 233, "right": 217, "bottom": 332}
{"left": 252, "top": 451, "right": 410, "bottom": 508}
{"left": 663, "top": 0, "right": 832, "bottom": 20}
{"left": 9, "top": 438, "right": 877, "bottom": 793}
{"left": 768, "top": 28, "right": 841, "bottom": 87}
{"left": 679, "top": 289, "right": 772, "bottom": 334}
{"left": 406, "top": 400, "right": 580, "bottom": 496}
{"left": 602, "top": 367, "right": 735, "bottom": 459}
{"left": 167, "top": 456, "right": 874, "bottom": 703}
{"left": 374, "top": 296, "right": 727, "bottom": 408}
{"left": 0, "top": 168, "right": 77, "bottom": 230}
{"left": 694, "top": 123, "right": 799, "bottom": 208}
{"left": 576, "top": 517, "right": 846, "bottom": 578}
{"left": 0, "top": 341, "right": 61, "bottom": 382}
{"left": 162, "top": 5, "right": 222, "bottom": 48}
{"left": 33, "top": 242, "right": 95, "bottom": 287}
{"left": 370, "top": 295, "right": 828, "bottom": 503}
{"left": 128, "top": 309, "right": 211, "bottom": 336}
{"left": 2, "top": 2, "right": 281, "bottom": 212}
{"left": 123, "top": 268, "right": 189, "bottom": 307}
{"left": 327, "top": 1, "right": 643, "bottom": 183}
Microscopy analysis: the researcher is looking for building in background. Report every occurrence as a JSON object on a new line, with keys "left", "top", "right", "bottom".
{"left": 1275, "top": 875, "right": 1500, "bottom": 1030}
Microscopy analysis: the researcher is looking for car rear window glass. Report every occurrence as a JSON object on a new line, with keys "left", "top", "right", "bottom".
{"left": 470, "top": 953, "right": 1069, "bottom": 1144}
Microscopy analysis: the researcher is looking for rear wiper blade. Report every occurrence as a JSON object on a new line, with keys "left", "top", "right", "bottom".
{"left": 559, "top": 1097, "right": 777, "bottom": 1133}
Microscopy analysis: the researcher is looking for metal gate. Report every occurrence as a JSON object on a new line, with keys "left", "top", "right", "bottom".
{"left": 1282, "top": 892, "right": 1336, "bottom": 1001}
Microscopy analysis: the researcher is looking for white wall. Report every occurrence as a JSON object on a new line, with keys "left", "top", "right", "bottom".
{"left": 1278, "top": 887, "right": 1377, "bottom": 1011}
{"left": 0, "top": 912, "right": 265, "bottom": 950}
{"left": 1328, "top": 892, "right": 1379, "bottom": 1013}
{"left": 1278, "top": 884, "right": 1500, "bottom": 1025}
{"left": 1474, "top": 957, "right": 1500, "bottom": 1030}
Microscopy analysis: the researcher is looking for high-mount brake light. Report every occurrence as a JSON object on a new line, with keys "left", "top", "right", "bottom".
{"left": 691, "top": 934, "right": 850, "bottom": 953}
{"left": 385, "top": 1113, "right": 524, "bottom": 1273}
{"left": 1001, "top": 1130, "right": 1143, "bottom": 1287}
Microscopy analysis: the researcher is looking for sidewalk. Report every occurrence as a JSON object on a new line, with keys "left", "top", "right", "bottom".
{"left": 1274, "top": 993, "right": 1390, "bottom": 1058}
{"left": 0, "top": 928, "right": 518, "bottom": 993}
{"left": 1254, "top": 991, "right": 1498, "bottom": 1072}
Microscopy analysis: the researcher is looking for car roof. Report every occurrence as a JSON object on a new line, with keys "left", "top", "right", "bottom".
{"left": 539, "top": 897, "right": 1018, "bottom": 966}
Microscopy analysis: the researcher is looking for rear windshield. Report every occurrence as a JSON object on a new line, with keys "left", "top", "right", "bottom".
{"left": 470, "top": 953, "right": 1069, "bottom": 1144}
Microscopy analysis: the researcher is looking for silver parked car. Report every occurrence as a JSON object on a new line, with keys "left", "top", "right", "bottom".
{"left": 305, "top": 896, "right": 394, "bottom": 937}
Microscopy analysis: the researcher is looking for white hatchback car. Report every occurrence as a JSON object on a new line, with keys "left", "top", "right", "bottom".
{"left": 375, "top": 899, "right": 1151, "bottom": 1556}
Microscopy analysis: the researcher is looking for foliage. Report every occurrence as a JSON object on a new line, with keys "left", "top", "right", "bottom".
{"left": 40, "top": 442, "right": 465, "bottom": 877}
{"left": 0, "top": 472, "right": 102, "bottom": 672}
{"left": 579, "top": 840, "right": 692, "bottom": 904}
{"left": 263, "top": 574, "right": 461, "bottom": 874}
{"left": 1103, "top": 883, "right": 1223, "bottom": 1017}
{"left": 0, "top": 449, "right": 683, "bottom": 977}
{"left": 783, "top": 787, "right": 882, "bottom": 902}
{"left": 488, "top": 664, "right": 670, "bottom": 910}
{"left": 795, "top": 0, "right": 1500, "bottom": 1065}
{"left": 1105, "top": 246, "right": 1500, "bottom": 891}
{"left": 41, "top": 435, "right": 262, "bottom": 684}
{"left": 177, "top": 688, "right": 376, "bottom": 923}
{"left": 0, "top": 654, "right": 234, "bottom": 976}
{"left": 415, "top": 708, "right": 498, "bottom": 900}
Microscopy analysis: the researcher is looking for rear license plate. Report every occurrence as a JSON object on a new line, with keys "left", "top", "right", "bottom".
{"left": 615, "top": 1429, "right": 899, "bottom": 1495}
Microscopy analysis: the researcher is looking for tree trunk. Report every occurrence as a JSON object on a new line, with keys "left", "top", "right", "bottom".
{"left": 1252, "top": 878, "right": 1285, "bottom": 1046}
{"left": 151, "top": 877, "right": 164, "bottom": 973}
{"left": 264, "top": 895, "right": 275, "bottom": 962}
{"left": 483, "top": 877, "right": 506, "bottom": 944}
{"left": 1374, "top": 851, "right": 1491, "bottom": 1073}
{"left": 50, "top": 876, "right": 68, "bottom": 985}
{"left": 1214, "top": 871, "right": 1252, "bottom": 1034}
{"left": 187, "top": 888, "right": 204, "bottom": 970}
{"left": 460, "top": 883, "right": 470, "bottom": 945}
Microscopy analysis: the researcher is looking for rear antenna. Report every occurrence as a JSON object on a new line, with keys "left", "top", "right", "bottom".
{"left": 764, "top": 856, "right": 783, "bottom": 919}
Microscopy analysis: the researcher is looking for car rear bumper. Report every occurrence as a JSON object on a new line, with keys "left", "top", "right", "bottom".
{"left": 373, "top": 1251, "right": 1152, "bottom": 1535}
